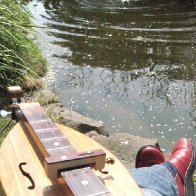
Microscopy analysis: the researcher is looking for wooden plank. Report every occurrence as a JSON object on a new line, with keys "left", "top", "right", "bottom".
{"left": 0, "top": 123, "right": 143, "bottom": 196}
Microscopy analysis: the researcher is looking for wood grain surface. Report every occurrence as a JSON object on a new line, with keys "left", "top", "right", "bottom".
{"left": 0, "top": 122, "right": 143, "bottom": 196}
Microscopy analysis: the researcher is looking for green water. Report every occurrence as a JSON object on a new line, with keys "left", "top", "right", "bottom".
{"left": 27, "top": 0, "right": 196, "bottom": 151}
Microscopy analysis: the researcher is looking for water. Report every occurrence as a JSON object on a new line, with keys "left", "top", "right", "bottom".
{"left": 26, "top": 0, "right": 196, "bottom": 151}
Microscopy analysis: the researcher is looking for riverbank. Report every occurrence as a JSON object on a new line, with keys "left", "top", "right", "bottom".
{"left": 22, "top": 88, "right": 196, "bottom": 189}
{"left": 28, "top": 88, "right": 162, "bottom": 168}
{"left": 0, "top": 0, "right": 157, "bottom": 169}
{"left": 29, "top": 89, "right": 196, "bottom": 189}
{"left": 0, "top": 0, "right": 195, "bottom": 193}
{"left": 0, "top": 0, "right": 46, "bottom": 106}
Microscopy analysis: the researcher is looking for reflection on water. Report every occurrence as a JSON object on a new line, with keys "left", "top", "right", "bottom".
{"left": 27, "top": 0, "right": 196, "bottom": 150}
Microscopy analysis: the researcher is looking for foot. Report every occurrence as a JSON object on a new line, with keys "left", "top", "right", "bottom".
{"left": 135, "top": 143, "right": 165, "bottom": 168}
{"left": 168, "top": 138, "right": 196, "bottom": 196}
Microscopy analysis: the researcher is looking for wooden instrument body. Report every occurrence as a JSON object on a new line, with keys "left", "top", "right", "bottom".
{"left": 0, "top": 117, "right": 143, "bottom": 195}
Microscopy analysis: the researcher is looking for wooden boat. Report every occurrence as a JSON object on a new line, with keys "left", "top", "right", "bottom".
{"left": 0, "top": 87, "right": 143, "bottom": 196}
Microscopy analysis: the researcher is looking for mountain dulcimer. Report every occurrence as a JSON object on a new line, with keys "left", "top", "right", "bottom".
{"left": 0, "top": 102, "right": 143, "bottom": 196}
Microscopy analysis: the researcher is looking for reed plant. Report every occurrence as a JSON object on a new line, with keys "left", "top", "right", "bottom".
{"left": 0, "top": 0, "right": 46, "bottom": 95}
{"left": 0, "top": 3, "right": 46, "bottom": 193}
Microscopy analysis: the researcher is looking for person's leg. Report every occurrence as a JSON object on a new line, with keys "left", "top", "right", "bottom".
{"left": 130, "top": 138, "right": 196, "bottom": 196}
{"left": 167, "top": 138, "right": 196, "bottom": 196}
{"left": 130, "top": 164, "right": 178, "bottom": 196}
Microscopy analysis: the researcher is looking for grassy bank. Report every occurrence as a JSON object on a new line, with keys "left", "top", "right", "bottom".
{"left": 0, "top": 0, "right": 47, "bottom": 141}
{"left": 0, "top": 1, "right": 46, "bottom": 194}
{"left": 0, "top": 0, "right": 46, "bottom": 106}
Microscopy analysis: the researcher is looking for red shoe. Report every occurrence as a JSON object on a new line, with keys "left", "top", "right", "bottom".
{"left": 168, "top": 138, "right": 196, "bottom": 196}
{"left": 135, "top": 143, "right": 165, "bottom": 168}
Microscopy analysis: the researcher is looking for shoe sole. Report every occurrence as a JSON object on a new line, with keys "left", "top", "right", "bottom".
{"left": 185, "top": 139, "right": 196, "bottom": 196}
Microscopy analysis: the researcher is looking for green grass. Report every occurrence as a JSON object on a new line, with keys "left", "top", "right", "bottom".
{"left": 0, "top": 117, "right": 14, "bottom": 145}
{"left": 0, "top": 0, "right": 46, "bottom": 101}
{"left": 0, "top": 184, "right": 5, "bottom": 196}
{"left": 0, "top": 116, "right": 14, "bottom": 195}
{"left": 0, "top": 3, "right": 47, "bottom": 194}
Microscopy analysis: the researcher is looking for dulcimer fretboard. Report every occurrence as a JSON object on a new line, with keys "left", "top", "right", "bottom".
{"left": 20, "top": 103, "right": 77, "bottom": 158}
{"left": 19, "top": 103, "right": 112, "bottom": 196}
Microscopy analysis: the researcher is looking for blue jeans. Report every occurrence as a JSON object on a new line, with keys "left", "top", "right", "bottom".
{"left": 129, "top": 162, "right": 179, "bottom": 196}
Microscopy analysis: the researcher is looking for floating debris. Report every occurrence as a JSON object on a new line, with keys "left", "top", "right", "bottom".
{"left": 120, "top": 141, "right": 129, "bottom": 145}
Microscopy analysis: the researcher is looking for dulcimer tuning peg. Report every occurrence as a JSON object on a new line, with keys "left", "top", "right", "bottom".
{"left": 7, "top": 86, "right": 23, "bottom": 104}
